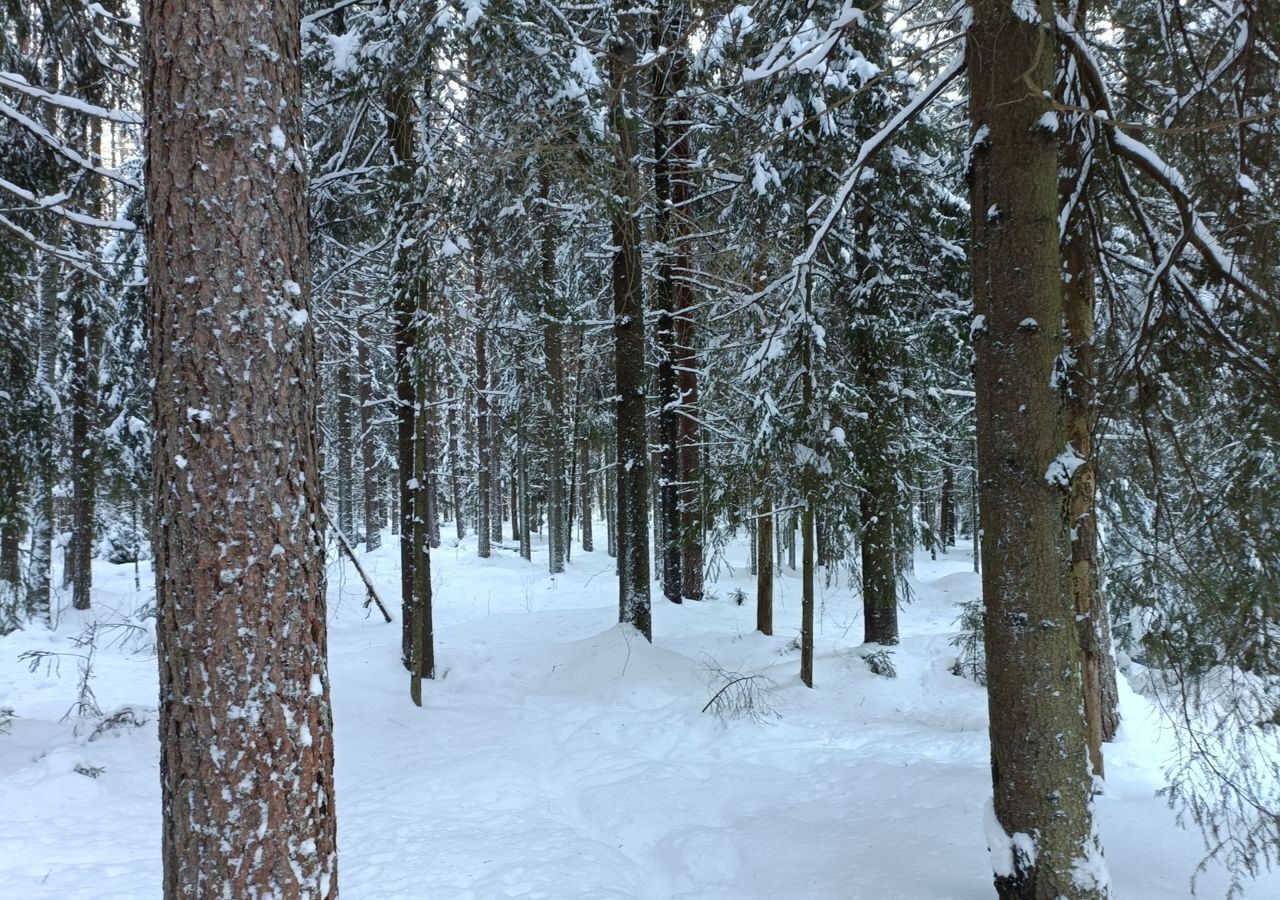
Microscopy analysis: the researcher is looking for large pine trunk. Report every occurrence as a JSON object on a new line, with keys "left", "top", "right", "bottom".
{"left": 968, "top": 2, "right": 1106, "bottom": 896}
{"left": 143, "top": 0, "right": 339, "bottom": 891}
{"left": 608, "top": 27, "right": 652, "bottom": 640}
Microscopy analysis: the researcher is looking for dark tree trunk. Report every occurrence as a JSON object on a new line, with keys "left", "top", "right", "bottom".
{"left": 492, "top": 414, "right": 507, "bottom": 544}
{"left": 757, "top": 489, "right": 773, "bottom": 636}
{"left": 652, "top": 0, "right": 683, "bottom": 603}
{"left": 860, "top": 481, "right": 898, "bottom": 645}
{"left": 605, "top": 441, "right": 617, "bottom": 559}
{"left": 669, "top": 0, "right": 703, "bottom": 604}
{"left": 387, "top": 81, "right": 419, "bottom": 671}
{"left": 969, "top": 1, "right": 1105, "bottom": 895}
{"left": 144, "top": 0, "right": 339, "bottom": 889}
{"left": 608, "top": 27, "right": 651, "bottom": 639}
{"left": 579, "top": 438, "right": 593, "bottom": 552}
{"left": 447, "top": 377, "right": 464, "bottom": 541}
{"left": 66, "top": 274, "right": 100, "bottom": 610}
{"left": 940, "top": 449, "right": 956, "bottom": 550}
{"left": 335, "top": 340, "right": 355, "bottom": 538}
{"left": 358, "top": 315, "right": 381, "bottom": 551}
{"left": 475, "top": 296, "right": 492, "bottom": 558}
{"left": 539, "top": 173, "right": 566, "bottom": 574}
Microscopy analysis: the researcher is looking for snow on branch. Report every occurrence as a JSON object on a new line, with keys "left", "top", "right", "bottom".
{"left": 0, "top": 176, "right": 136, "bottom": 232}
{"left": 1058, "top": 20, "right": 1264, "bottom": 306}
{"left": 0, "top": 71, "right": 143, "bottom": 125}
{"left": 0, "top": 99, "right": 141, "bottom": 191}
{"left": 796, "top": 49, "right": 966, "bottom": 268}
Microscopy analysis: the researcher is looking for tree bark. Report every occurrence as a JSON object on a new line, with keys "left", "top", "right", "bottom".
{"left": 475, "top": 256, "right": 492, "bottom": 558}
{"left": 143, "top": 0, "right": 339, "bottom": 890}
{"left": 861, "top": 479, "right": 899, "bottom": 645}
{"left": 386, "top": 81, "right": 419, "bottom": 670}
{"left": 968, "top": 1, "right": 1107, "bottom": 896}
{"left": 335, "top": 337, "right": 355, "bottom": 539}
{"left": 65, "top": 268, "right": 100, "bottom": 610}
{"left": 579, "top": 438, "right": 593, "bottom": 552}
{"left": 757, "top": 490, "right": 773, "bottom": 636}
{"left": 358, "top": 314, "right": 381, "bottom": 551}
{"left": 539, "top": 173, "right": 566, "bottom": 574}
{"left": 608, "top": 26, "right": 651, "bottom": 640}
{"left": 652, "top": 0, "right": 683, "bottom": 603}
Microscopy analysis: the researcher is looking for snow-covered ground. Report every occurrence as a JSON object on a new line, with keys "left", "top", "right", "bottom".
{"left": 2, "top": 527, "right": 1274, "bottom": 898}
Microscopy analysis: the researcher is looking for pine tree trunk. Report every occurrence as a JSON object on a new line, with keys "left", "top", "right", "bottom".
{"left": 387, "top": 81, "right": 419, "bottom": 670}
{"left": 652, "top": 0, "right": 683, "bottom": 603}
{"left": 800, "top": 498, "right": 815, "bottom": 688}
{"left": 861, "top": 478, "right": 899, "bottom": 645}
{"left": 66, "top": 276, "right": 99, "bottom": 610}
{"left": 579, "top": 438, "right": 593, "bottom": 552}
{"left": 757, "top": 489, "right": 773, "bottom": 636}
{"left": 609, "top": 27, "right": 651, "bottom": 639}
{"left": 968, "top": 1, "right": 1106, "bottom": 895}
{"left": 358, "top": 316, "right": 381, "bottom": 551}
{"left": 410, "top": 359, "right": 435, "bottom": 701}
{"left": 447, "top": 380, "right": 464, "bottom": 541}
{"left": 605, "top": 442, "right": 617, "bottom": 559}
{"left": 539, "top": 174, "right": 566, "bottom": 575}
{"left": 476, "top": 312, "right": 492, "bottom": 559}
{"left": 144, "top": 0, "right": 339, "bottom": 889}
{"left": 491, "top": 414, "right": 506, "bottom": 544}
{"left": 672, "top": 71, "right": 703, "bottom": 602}
{"left": 425, "top": 398, "right": 441, "bottom": 550}
{"left": 515, "top": 363, "right": 532, "bottom": 561}
{"left": 335, "top": 341, "right": 355, "bottom": 539}
{"left": 941, "top": 449, "right": 956, "bottom": 550}
{"left": 26, "top": 244, "right": 59, "bottom": 626}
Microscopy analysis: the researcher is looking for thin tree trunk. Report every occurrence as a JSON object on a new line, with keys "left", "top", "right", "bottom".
{"left": 66, "top": 272, "right": 100, "bottom": 610}
{"left": 969, "top": 1, "right": 1105, "bottom": 894}
{"left": 579, "top": 439, "right": 593, "bottom": 552}
{"left": 652, "top": 0, "right": 683, "bottom": 603}
{"left": 475, "top": 291, "right": 492, "bottom": 558}
{"left": 861, "top": 479, "right": 898, "bottom": 645}
{"left": 605, "top": 441, "right": 617, "bottom": 559}
{"left": 800, "top": 497, "right": 815, "bottom": 688}
{"left": 757, "top": 489, "right": 773, "bottom": 636}
{"left": 358, "top": 314, "right": 381, "bottom": 551}
{"left": 387, "top": 81, "right": 419, "bottom": 670}
{"left": 940, "top": 448, "right": 956, "bottom": 550}
{"left": 144, "top": 0, "right": 338, "bottom": 888}
{"left": 515, "top": 363, "right": 532, "bottom": 561}
{"left": 335, "top": 338, "right": 355, "bottom": 539}
{"left": 410, "top": 357, "right": 434, "bottom": 701}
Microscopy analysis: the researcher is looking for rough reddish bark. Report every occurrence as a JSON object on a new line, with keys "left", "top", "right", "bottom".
{"left": 144, "top": 0, "right": 339, "bottom": 893}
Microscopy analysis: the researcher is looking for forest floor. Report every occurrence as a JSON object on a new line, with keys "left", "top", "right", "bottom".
{"left": 1, "top": 526, "right": 1276, "bottom": 899}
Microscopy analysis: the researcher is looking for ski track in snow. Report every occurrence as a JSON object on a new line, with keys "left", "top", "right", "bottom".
{"left": 1, "top": 531, "right": 1276, "bottom": 899}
